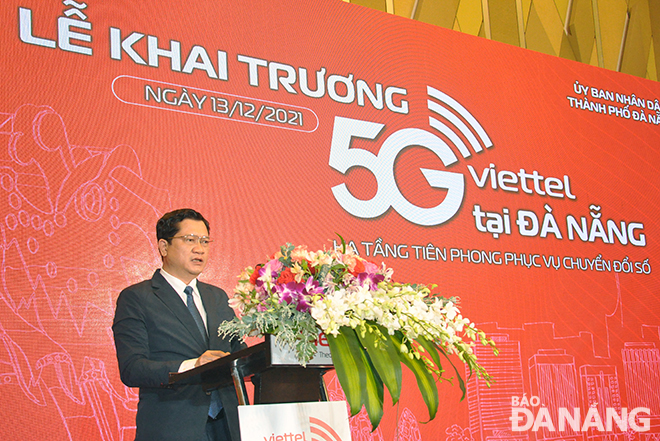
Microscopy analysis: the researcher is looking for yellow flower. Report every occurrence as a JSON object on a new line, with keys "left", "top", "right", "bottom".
{"left": 291, "top": 262, "right": 307, "bottom": 282}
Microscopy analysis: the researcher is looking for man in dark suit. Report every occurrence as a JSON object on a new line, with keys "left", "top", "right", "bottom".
{"left": 113, "top": 208, "right": 245, "bottom": 441}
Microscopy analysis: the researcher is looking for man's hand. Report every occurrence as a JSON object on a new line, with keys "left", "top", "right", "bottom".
{"left": 195, "top": 350, "right": 229, "bottom": 367}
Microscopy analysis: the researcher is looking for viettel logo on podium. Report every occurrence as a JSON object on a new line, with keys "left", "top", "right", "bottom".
{"left": 309, "top": 416, "right": 344, "bottom": 441}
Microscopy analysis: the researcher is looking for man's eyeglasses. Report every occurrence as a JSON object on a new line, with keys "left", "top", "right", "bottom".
{"left": 171, "top": 234, "right": 213, "bottom": 247}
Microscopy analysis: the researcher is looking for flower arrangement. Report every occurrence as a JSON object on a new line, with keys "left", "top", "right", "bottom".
{"left": 219, "top": 239, "right": 498, "bottom": 429}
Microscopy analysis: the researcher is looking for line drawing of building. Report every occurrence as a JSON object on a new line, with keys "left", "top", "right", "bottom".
{"left": 528, "top": 349, "right": 581, "bottom": 441}
{"left": 579, "top": 364, "right": 623, "bottom": 441}
{"left": 621, "top": 343, "right": 660, "bottom": 416}
{"left": 467, "top": 334, "right": 529, "bottom": 441}
{"left": 461, "top": 267, "right": 660, "bottom": 441}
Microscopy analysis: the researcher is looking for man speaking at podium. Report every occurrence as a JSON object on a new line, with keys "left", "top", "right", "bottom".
{"left": 113, "top": 209, "right": 245, "bottom": 441}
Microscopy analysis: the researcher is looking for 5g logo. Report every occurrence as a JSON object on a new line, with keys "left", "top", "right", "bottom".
{"left": 329, "top": 86, "right": 493, "bottom": 226}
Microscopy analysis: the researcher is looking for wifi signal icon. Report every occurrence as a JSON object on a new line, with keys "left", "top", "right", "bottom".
{"left": 426, "top": 85, "right": 493, "bottom": 160}
{"left": 309, "top": 416, "right": 344, "bottom": 441}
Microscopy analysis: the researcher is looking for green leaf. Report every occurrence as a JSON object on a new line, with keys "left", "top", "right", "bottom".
{"left": 437, "top": 345, "right": 467, "bottom": 400}
{"left": 415, "top": 336, "right": 470, "bottom": 401}
{"left": 390, "top": 331, "right": 439, "bottom": 421}
{"left": 327, "top": 328, "right": 384, "bottom": 429}
{"left": 335, "top": 233, "right": 347, "bottom": 253}
{"left": 357, "top": 338, "right": 384, "bottom": 429}
{"left": 325, "top": 328, "right": 367, "bottom": 416}
{"left": 415, "top": 335, "right": 443, "bottom": 374}
{"left": 357, "top": 325, "right": 402, "bottom": 405}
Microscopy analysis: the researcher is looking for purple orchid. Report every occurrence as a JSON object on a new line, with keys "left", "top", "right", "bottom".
{"left": 357, "top": 272, "right": 384, "bottom": 290}
{"left": 275, "top": 276, "right": 324, "bottom": 312}
{"left": 276, "top": 282, "right": 308, "bottom": 312}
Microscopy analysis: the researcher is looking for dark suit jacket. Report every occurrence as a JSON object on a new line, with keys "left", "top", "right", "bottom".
{"left": 113, "top": 270, "right": 245, "bottom": 441}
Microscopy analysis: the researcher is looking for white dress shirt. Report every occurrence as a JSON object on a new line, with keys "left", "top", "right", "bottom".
{"left": 159, "top": 269, "right": 207, "bottom": 372}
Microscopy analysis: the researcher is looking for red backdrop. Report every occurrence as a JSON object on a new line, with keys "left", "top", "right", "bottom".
{"left": 1, "top": 1, "right": 660, "bottom": 440}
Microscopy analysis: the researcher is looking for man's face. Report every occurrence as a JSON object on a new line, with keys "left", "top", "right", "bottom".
{"left": 158, "top": 218, "right": 210, "bottom": 284}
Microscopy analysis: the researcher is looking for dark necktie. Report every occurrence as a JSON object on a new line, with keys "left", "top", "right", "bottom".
{"left": 184, "top": 286, "right": 207, "bottom": 342}
{"left": 184, "top": 286, "right": 222, "bottom": 418}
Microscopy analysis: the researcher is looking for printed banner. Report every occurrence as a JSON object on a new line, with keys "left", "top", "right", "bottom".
{"left": 1, "top": 0, "right": 660, "bottom": 440}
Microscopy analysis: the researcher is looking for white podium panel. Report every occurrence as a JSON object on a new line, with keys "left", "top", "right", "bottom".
{"left": 238, "top": 401, "right": 351, "bottom": 441}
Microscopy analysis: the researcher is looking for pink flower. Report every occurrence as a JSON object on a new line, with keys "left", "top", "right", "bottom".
{"left": 342, "top": 254, "right": 360, "bottom": 274}
{"left": 265, "top": 259, "right": 283, "bottom": 275}
{"left": 363, "top": 260, "right": 379, "bottom": 274}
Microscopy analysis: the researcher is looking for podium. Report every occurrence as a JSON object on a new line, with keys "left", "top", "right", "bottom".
{"left": 168, "top": 335, "right": 333, "bottom": 405}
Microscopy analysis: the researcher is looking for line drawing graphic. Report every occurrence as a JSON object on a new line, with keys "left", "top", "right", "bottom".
{"left": 1, "top": 104, "right": 171, "bottom": 440}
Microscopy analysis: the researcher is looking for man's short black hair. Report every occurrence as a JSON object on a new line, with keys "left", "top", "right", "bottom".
{"left": 156, "top": 208, "right": 210, "bottom": 242}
